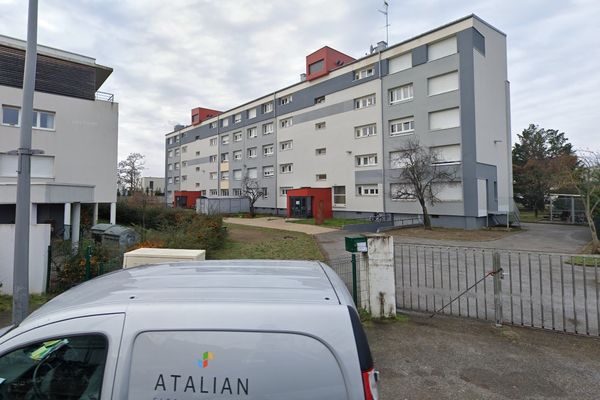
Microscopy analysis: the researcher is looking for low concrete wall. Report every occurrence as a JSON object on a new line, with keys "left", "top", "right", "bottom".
{"left": 0, "top": 224, "right": 51, "bottom": 294}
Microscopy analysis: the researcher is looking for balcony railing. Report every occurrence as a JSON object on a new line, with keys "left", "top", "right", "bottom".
{"left": 95, "top": 91, "right": 114, "bottom": 102}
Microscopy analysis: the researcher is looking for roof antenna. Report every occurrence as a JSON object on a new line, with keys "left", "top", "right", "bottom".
{"left": 378, "top": 1, "right": 390, "bottom": 45}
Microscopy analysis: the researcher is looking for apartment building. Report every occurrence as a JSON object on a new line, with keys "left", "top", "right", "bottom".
{"left": 165, "top": 15, "right": 513, "bottom": 229}
{"left": 0, "top": 35, "right": 118, "bottom": 292}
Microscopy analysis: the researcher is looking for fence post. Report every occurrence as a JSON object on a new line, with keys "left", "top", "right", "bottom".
{"left": 351, "top": 253, "right": 358, "bottom": 305}
{"left": 85, "top": 245, "right": 92, "bottom": 280}
{"left": 46, "top": 245, "right": 52, "bottom": 293}
{"left": 493, "top": 251, "right": 503, "bottom": 327}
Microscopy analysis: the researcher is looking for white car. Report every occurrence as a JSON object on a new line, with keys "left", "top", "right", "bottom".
{"left": 0, "top": 260, "right": 379, "bottom": 399}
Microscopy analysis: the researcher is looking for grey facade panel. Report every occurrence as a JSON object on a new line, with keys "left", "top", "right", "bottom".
{"left": 473, "top": 28, "right": 486, "bottom": 56}
{"left": 187, "top": 156, "right": 211, "bottom": 166}
{"left": 476, "top": 162, "right": 498, "bottom": 212}
{"left": 293, "top": 100, "right": 354, "bottom": 125}
{"left": 354, "top": 169, "right": 383, "bottom": 184}
{"left": 457, "top": 28, "right": 478, "bottom": 218}
{"left": 411, "top": 45, "right": 427, "bottom": 67}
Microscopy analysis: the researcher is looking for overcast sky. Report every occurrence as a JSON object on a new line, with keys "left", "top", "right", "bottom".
{"left": 1, "top": 0, "right": 599, "bottom": 176}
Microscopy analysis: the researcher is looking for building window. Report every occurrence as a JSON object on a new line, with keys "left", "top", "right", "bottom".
{"left": 390, "top": 117, "right": 415, "bottom": 136}
{"left": 262, "top": 122, "right": 274, "bottom": 135}
{"left": 354, "top": 66, "right": 375, "bottom": 80}
{"left": 263, "top": 144, "right": 274, "bottom": 157}
{"left": 221, "top": 171, "right": 229, "bottom": 180}
{"left": 429, "top": 107, "right": 460, "bottom": 130}
{"left": 222, "top": 118, "right": 229, "bottom": 127}
{"left": 233, "top": 169, "right": 242, "bottom": 180}
{"left": 196, "top": 166, "right": 200, "bottom": 172}
{"left": 174, "top": 176, "right": 180, "bottom": 183}
{"left": 248, "top": 108, "right": 257, "bottom": 119}
{"left": 234, "top": 113, "right": 242, "bottom": 124}
{"left": 390, "top": 151, "right": 409, "bottom": 169}
{"left": 221, "top": 135, "right": 229, "bottom": 145}
{"left": 333, "top": 186, "right": 346, "bottom": 206}
{"left": 233, "top": 188, "right": 242, "bottom": 196}
{"left": 315, "top": 148, "right": 326, "bottom": 156}
{"left": 209, "top": 155, "right": 217, "bottom": 163}
{"left": 280, "top": 187, "right": 292, "bottom": 196}
{"left": 210, "top": 137, "right": 217, "bottom": 146}
{"left": 280, "top": 140, "right": 293, "bottom": 151}
{"left": 280, "top": 118, "right": 292, "bottom": 128}
{"left": 168, "top": 164, "right": 173, "bottom": 171}
{"left": 389, "top": 53, "right": 411, "bottom": 74}
{"left": 309, "top": 59, "right": 324, "bottom": 74}
{"left": 389, "top": 84, "right": 414, "bottom": 104}
{"left": 174, "top": 162, "right": 180, "bottom": 170}
{"left": 210, "top": 172, "right": 217, "bottom": 180}
{"left": 280, "top": 163, "right": 293, "bottom": 174}
{"left": 167, "top": 138, "right": 172, "bottom": 145}
{"left": 316, "top": 174, "right": 327, "bottom": 181}
{"left": 182, "top": 175, "right": 187, "bottom": 181}
{"left": 247, "top": 167, "right": 258, "bottom": 179}
{"left": 182, "top": 161, "right": 188, "bottom": 167}
{"left": 428, "top": 36, "right": 457, "bottom": 62}
{"left": 263, "top": 165, "right": 275, "bottom": 177}
{"left": 168, "top": 150, "right": 173, "bottom": 158}
{"left": 355, "top": 124, "right": 377, "bottom": 139}
{"left": 357, "top": 185, "right": 379, "bottom": 196}
{"left": 261, "top": 187, "right": 268, "bottom": 198}
{"left": 356, "top": 154, "right": 378, "bottom": 167}
{"left": 354, "top": 94, "right": 376, "bottom": 109}
{"left": 315, "top": 121, "right": 326, "bottom": 130}
{"left": 233, "top": 131, "right": 242, "bottom": 142}
{"left": 195, "top": 182, "right": 200, "bottom": 188}
{"left": 195, "top": 135, "right": 200, "bottom": 140}
{"left": 262, "top": 102, "right": 273, "bottom": 113}
{"left": 280, "top": 95, "right": 293, "bottom": 105}
{"left": 221, "top": 153, "right": 229, "bottom": 163}
{"left": 195, "top": 151, "right": 200, "bottom": 156}
{"left": 247, "top": 147, "right": 257, "bottom": 158}
{"left": 233, "top": 150, "right": 242, "bottom": 160}
{"left": 390, "top": 183, "right": 416, "bottom": 201}
{"left": 168, "top": 177, "right": 173, "bottom": 184}
{"left": 314, "top": 95, "right": 325, "bottom": 104}
{"left": 175, "top": 135, "right": 180, "bottom": 143}
{"left": 174, "top": 149, "right": 180, "bottom": 157}
{"left": 221, "top": 189, "right": 230, "bottom": 196}
{"left": 182, "top": 146, "right": 187, "bottom": 153}
{"left": 32, "top": 110, "right": 55, "bottom": 130}
{"left": 247, "top": 127, "right": 258, "bottom": 138}
{"left": 209, "top": 121, "right": 217, "bottom": 129}
{"left": 431, "top": 144, "right": 461, "bottom": 164}
{"left": 428, "top": 71, "right": 459, "bottom": 96}
{"left": 210, "top": 189, "right": 218, "bottom": 196}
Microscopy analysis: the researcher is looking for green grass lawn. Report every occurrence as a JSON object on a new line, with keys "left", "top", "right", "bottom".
{"left": 289, "top": 217, "right": 365, "bottom": 229}
{"left": 209, "top": 223, "right": 325, "bottom": 261}
{"left": 0, "top": 294, "right": 54, "bottom": 313}
{"left": 564, "top": 255, "right": 600, "bottom": 266}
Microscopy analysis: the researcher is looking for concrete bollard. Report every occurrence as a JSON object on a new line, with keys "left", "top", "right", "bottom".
{"left": 363, "top": 234, "right": 396, "bottom": 318}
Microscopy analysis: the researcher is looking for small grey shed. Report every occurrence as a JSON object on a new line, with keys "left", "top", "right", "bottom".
{"left": 91, "top": 224, "right": 140, "bottom": 249}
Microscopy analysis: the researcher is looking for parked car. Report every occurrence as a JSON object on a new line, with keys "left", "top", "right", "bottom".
{"left": 0, "top": 260, "right": 379, "bottom": 399}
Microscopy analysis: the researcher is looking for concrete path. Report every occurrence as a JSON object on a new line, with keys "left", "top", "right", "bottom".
{"left": 223, "top": 217, "right": 337, "bottom": 235}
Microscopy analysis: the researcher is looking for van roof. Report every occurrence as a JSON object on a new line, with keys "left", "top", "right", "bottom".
{"left": 26, "top": 260, "right": 344, "bottom": 324}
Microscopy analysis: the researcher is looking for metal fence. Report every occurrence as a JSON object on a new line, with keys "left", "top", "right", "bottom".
{"left": 47, "top": 241, "right": 123, "bottom": 293}
{"left": 395, "top": 243, "right": 600, "bottom": 336}
{"left": 325, "top": 255, "right": 366, "bottom": 306}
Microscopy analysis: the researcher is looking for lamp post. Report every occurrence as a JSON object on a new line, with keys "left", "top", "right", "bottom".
{"left": 12, "top": 0, "right": 38, "bottom": 324}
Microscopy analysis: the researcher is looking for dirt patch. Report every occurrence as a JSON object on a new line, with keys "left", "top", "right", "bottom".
{"left": 388, "top": 226, "right": 521, "bottom": 242}
{"left": 225, "top": 223, "right": 277, "bottom": 244}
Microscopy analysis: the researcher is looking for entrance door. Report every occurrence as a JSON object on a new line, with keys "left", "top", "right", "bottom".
{"left": 290, "top": 196, "right": 313, "bottom": 218}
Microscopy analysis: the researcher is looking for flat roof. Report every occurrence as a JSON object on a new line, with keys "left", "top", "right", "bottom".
{"left": 26, "top": 260, "right": 341, "bottom": 323}
{"left": 0, "top": 34, "right": 113, "bottom": 90}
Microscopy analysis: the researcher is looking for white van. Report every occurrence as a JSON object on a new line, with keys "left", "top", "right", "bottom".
{"left": 0, "top": 260, "right": 379, "bottom": 399}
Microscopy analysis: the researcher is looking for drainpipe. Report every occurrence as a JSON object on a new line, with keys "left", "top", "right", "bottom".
{"left": 273, "top": 93, "right": 278, "bottom": 216}
{"left": 378, "top": 49, "right": 388, "bottom": 221}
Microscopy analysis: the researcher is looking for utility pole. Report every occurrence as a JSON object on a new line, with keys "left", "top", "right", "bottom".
{"left": 12, "top": 0, "right": 38, "bottom": 325}
{"left": 378, "top": 1, "right": 390, "bottom": 44}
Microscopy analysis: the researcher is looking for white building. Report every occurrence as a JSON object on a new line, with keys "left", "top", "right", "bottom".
{"left": 0, "top": 34, "right": 118, "bottom": 293}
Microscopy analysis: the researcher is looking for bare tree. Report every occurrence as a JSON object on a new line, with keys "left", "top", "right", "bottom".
{"left": 565, "top": 151, "right": 600, "bottom": 253}
{"left": 241, "top": 174, "right": 264, "bottom": 217}
{"left": 118, "top": 153, "right": 145, "bottom": 195}
{"left": 390, "top": 139, "right": 456, "bottom": 230}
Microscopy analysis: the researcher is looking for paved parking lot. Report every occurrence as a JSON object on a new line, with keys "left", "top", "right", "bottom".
{"left": 367, "top": 312, "right": 600, "bottom": 399}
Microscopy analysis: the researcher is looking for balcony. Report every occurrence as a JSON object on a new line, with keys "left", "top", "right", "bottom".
{"left": 95, "top": 91, "right": 114, "bottom": 102}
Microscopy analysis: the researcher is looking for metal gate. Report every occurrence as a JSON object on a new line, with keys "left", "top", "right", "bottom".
{"left": 325, "top": 255, "right": 366, "bottom": 306}
{"left": 395, "top": 244, "right": 600, "bottom": 336}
